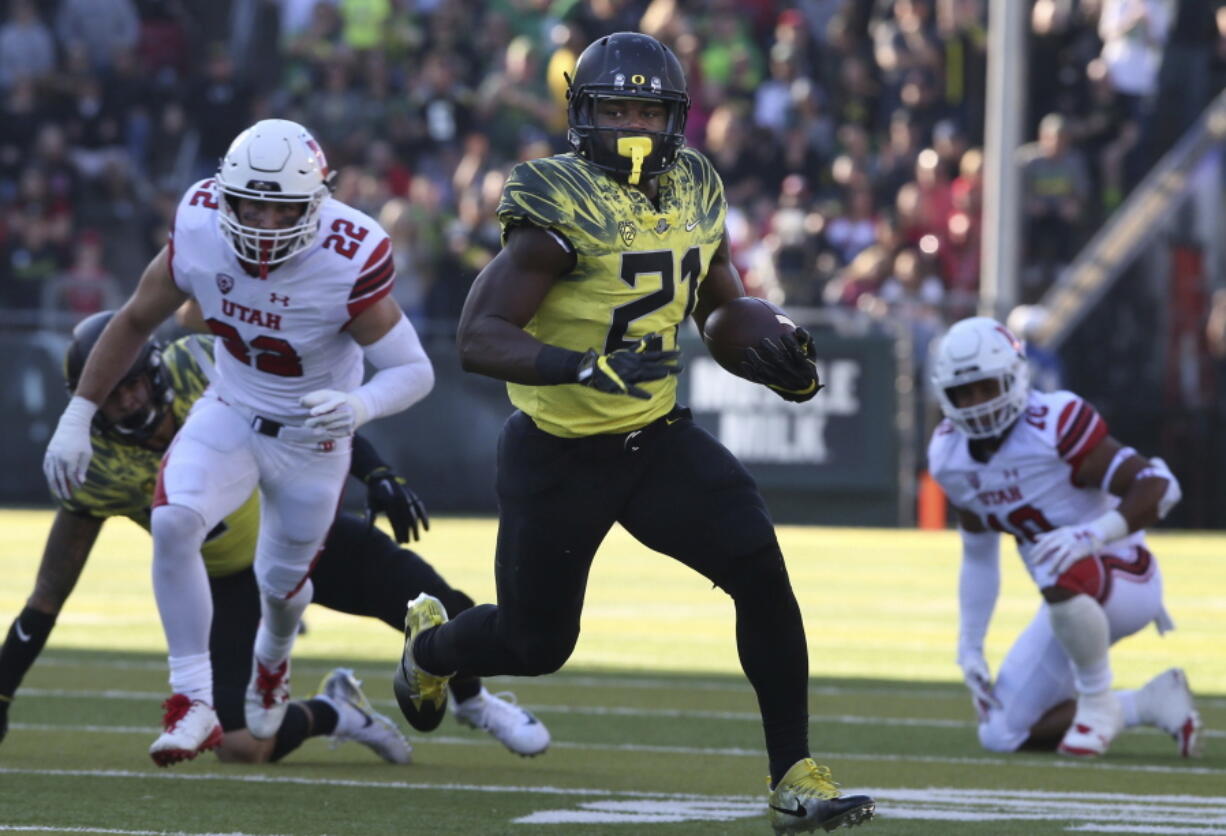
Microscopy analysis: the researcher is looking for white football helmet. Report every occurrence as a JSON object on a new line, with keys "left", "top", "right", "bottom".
{"left": 215, "top": 119, "right": 332, "bottom": 267}
{"left": 932, "top": 316, "right": 1030, "bottom": 439}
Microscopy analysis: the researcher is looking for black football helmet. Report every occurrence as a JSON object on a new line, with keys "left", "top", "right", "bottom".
{"left": 566, "top": 32, "right": 690, "bottom": 181}
{"left": 64, "top": 311, "right": 173, "bottom": 444}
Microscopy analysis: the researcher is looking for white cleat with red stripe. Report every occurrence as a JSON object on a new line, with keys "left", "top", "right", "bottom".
{"left": 149, "top": 695, "right": 222, "bottom": 767}
{"left": 1058, "top": 691, "right": 1123, "bottom": 757}
{"left": 1138, "top": 667, "right": 1203, "bottom": 758}
{"left": 245, "top": 658, "right": 291, "bottom": 739}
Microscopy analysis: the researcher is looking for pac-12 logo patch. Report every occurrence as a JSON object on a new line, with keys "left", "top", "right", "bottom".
{"left": 618, "top": 220, "right": 637, "bottom": 247}
{"left": 216, "top": 273, "right": 235, "bottom": 294}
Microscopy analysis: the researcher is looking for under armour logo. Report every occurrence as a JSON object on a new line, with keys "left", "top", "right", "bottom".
{"left": 270, "top": 293, "right": 290, "bottom": 306}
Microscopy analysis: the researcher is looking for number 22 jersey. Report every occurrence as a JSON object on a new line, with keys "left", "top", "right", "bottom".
{"left": 927, "top": 389, "right": 1147, "bottom": 585}
{"left": 168, "top": 178, "right": 395, "bottom": 423}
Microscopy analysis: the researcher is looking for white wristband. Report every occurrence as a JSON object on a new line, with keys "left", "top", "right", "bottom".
{"left": 64, "top": 395, "right": 99, "bottom": 427}
{"left": 1088, "top": 509, "right": 1128, "bottom": 544}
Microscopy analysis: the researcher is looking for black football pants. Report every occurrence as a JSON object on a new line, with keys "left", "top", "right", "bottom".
{"left": 417, "top": 407, "right": 811, "bottom": 765}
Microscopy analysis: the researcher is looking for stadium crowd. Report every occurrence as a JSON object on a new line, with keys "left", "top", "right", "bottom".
{"left": 2, "top": 0, "right": 1224, "bottom": 347}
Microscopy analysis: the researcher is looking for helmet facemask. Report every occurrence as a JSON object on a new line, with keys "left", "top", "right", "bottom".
{"left": 567, "top": 89, "right": 689, "bottom": 183}
{"left": 217, "top": 184, "right": 328, "bottom": 269}
{"left": 937, "top": 369, "right": 1029, "bottom": 439}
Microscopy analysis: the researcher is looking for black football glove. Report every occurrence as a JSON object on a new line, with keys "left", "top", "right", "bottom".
{"left": 740, "top": 327, "right": 823, "bottom": 403}
{"left": 364, "top": 466, "right": 429, "bottom": 543}
{"left": 576, "top": 333, "right": 684, "bottom": 400}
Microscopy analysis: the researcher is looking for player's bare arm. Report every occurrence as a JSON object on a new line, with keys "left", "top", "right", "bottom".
{"left": 690, "top": 233, "right": 744, "bottom": 335}
{"left": 75, "top": 247, "right": 188, "bottom": 405}
{"left": 1070, "top": 436, "right": 1172, "bottom": 532}
{"left": 174, "top": 298, "right": 208, "bottom": 333}
{"left": 456, "top": 224, "right": 573, "bottom": 384}
{"left": 347, "top": 294, "right": 407, "bottom": 345}
{"left": 29, "top": 510, "right": 104, "bottom": 613}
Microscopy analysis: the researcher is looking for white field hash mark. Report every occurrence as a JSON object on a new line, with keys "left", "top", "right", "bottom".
{"left": 3, "top": 769, "right": 1224, "bottom": 832}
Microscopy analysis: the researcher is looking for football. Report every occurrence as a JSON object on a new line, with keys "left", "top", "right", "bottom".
{"left": 702, "top": 296, "right": 798, "bottom": 376}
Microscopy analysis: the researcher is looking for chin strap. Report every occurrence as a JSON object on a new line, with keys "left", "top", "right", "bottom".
{"left": 617, "top": 136, "right": 652, "bottom": 185}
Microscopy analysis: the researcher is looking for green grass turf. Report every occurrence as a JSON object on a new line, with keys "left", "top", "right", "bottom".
{"left": 0, "top": 510, "right": 1222, "bottom": 834}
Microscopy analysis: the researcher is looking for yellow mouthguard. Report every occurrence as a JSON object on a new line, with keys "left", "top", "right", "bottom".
{"left": 617, "top": 136, "right": 653, "bottom": 185}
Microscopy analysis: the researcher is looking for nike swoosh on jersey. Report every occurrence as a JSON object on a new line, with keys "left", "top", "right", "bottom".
{"left": 13, "top": 621, "right": 31, "bottom": 642}
{"left": 685, "top": 219, "right": 700, "bottom": 231}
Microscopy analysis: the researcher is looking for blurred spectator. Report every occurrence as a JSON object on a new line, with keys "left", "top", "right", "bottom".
{"left": 0, "top": 0, "right": 56, "bottom": 90}
{"left": 338, "top": 0, "right": 391, "bottom": 52}
{"left": 1007, "top": 303, "right": 1064, "bottom": 392}
{"left": 188, "top": 45, "right": 253, "bottom": 179}
{"left": 476, "top": 36, "right": 555, "bottom": 152}
{"left": 1019, "top": 113, "right": 1091, "bottom": 300}
{"left": 1096, "top": 0, "right": 1173, "bottom": 180}
{"left": 1074, "top": 57, "right": 1140, "bottom": 212}
{"left": 46, "top": 230, "right": 122, "bottom": 318}
{"left": 56, "top": 0, "right": 140, "bottom": 73}
{"left": 1153, "top": 0, "right": 1223, "bottom": 157}
{"left": 1, "top": 213, "right": 66, "bottom": 311}
{"left": 826, "top": 185, "right": 878, "bottom": 266}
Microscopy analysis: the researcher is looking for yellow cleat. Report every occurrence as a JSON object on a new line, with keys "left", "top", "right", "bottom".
{"left": 392, "top": 593, "right": 454, "bottom": 732}
{"left": 767, "top": 759, "right": 875, "bottom": 833}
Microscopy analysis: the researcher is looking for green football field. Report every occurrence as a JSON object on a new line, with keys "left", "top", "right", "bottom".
{"left": 0, "top": 509, "right": 1221, "bottom": 835}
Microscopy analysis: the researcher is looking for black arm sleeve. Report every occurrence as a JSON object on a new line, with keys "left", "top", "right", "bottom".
{"left": 349, "top": 433, "right": 388, "bottom": 481}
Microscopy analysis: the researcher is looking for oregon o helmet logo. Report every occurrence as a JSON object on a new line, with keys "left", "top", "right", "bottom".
{"left": 631, "top": 74, "right": 646, "bottom": 85}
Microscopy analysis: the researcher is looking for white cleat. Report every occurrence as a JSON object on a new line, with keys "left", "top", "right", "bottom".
{"left": 1059, "top": 690, "right": 1124, "bottom": 757}
{"left": 1137, "top": 667, "right": 1203, "bottom": 758}
{"left": 245, "top": 657, "right": 291, "bottom": 739}
{"left": 149, "top": 695, "right": 222, "bottom": 767}
{"left": 317, "top": 667, "right": 412, "bottom": 764}
{"left": 454, "top": 688, "right": 550, "bottom": 757}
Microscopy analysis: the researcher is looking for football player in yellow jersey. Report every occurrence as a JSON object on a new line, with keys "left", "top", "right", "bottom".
{"left": 395, "top": 32, "right": 874, "bottom": 833}
{"left": 0, "top": 312, "right": 550, "bottom": 763}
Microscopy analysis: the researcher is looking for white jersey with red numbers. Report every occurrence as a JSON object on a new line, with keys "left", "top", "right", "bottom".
{"left": 928, "top": 389, "right": 1148, "bottom": 586}
{"left": 168, "top": 178, "right": 394, "bottom": 423}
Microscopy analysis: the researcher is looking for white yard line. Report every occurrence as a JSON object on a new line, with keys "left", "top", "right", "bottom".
{"left": 9, "top": 723, "right": 1225, "bottom": 778}
{"left": 17, "top": 687, "right": 1224, "bottom": 742}
{"left": 0, "top": 823, "right": 291, "bottom": 828}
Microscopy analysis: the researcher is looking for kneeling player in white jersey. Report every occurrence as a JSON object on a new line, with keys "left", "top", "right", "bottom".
{"left": 928, "top": 316, "right": 1202, "bottom": 758}
{"left": 42, "top": 119, "right": 434, "bottom": 765}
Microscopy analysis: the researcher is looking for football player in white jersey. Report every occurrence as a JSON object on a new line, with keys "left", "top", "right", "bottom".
{"left": 927, "top": 316, "right": 1202, "bottom": 759}
{"left": 42, "top": 119, "right": 435, "bottom": 765}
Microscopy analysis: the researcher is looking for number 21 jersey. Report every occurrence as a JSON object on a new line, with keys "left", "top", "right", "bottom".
{"left": 168, "top": 178, "right": 394, "bottom": 422}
